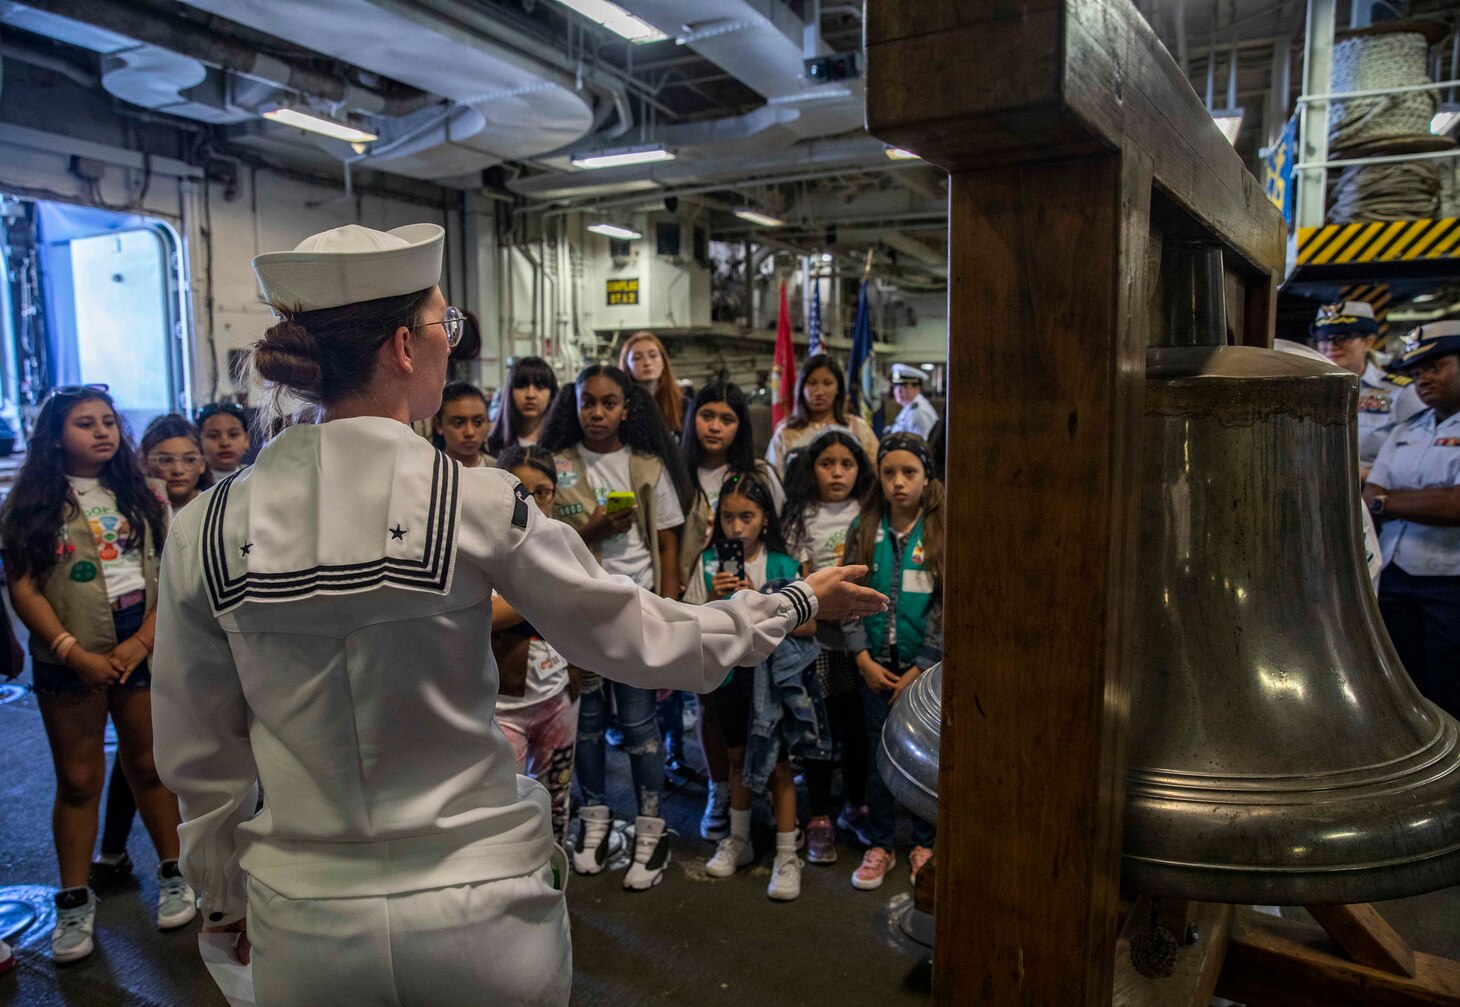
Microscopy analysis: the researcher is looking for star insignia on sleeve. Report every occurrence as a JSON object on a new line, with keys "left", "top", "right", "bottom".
{"left": 240, "top": 542, "right": 253, "bottom": 557}
{"left": 390, "top": 524, "right": 408, "bottom": 541}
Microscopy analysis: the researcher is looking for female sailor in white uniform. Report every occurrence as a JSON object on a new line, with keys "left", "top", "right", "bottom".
{"left": 150, "top": 223, "right": 885, "bottom": 1007}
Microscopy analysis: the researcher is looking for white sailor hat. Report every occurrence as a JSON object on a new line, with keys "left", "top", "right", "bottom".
{"left": 252, "top": 223, "right": 444, "bottom": 312}
{"left": 1393, "top": 320, "right": 1460, "bottom": 371}
{"left": 1310, "top": 300, "right": 1379, "bottom": 338}
{"left": 890, "top": 362, "right": 925, "bottom": 384}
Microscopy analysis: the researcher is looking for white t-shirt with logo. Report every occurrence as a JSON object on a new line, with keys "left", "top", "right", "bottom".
{"left": 794, "top": 499, "right": 861, "bottom": 572}
{"left": 490, "top": 591, "right": 570, "bottom": 712}
{"left": 66, "top": 476, "right": 147, "bottom": 603}
{"left": 575, "top": 446, "right": 685, "bottom": 591}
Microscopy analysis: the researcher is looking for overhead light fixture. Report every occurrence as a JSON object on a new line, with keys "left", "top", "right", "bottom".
{"left": 1432, "top": 104, "right": 1460, "bottom": 135}
{"left": 262, "top": 106, "right": 378, "bottom": 144}
{"left": 1211, "top": 109, "right": 1243, "bottom": 145}
{"left": 733, "top": 209, "right": 784, "bottom": 227}
{"left": 587, "top": 222, "right": 641, "bottom": 240}
{"left": 884, "top": 146, "right": 921, "bottom": 161}
{"left": 548, "top": 0, "right": 667, "bottom": 43}
{"left": 570, "top": 145, "right": 675, "bottom": 170}
{"left": 819, "top": 253, "right": 833, "bottom": 263}
{"left": 920, "top": 363, "right": 935, "bottom": 372}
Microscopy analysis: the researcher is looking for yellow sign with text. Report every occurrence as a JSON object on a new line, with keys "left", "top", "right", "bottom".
{"left": 606, "top": 278, "right": 640, "bottom": 306}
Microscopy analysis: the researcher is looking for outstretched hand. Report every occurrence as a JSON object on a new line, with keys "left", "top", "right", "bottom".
{"left": 805, "top": 565, "right": 888, "bottom": 623}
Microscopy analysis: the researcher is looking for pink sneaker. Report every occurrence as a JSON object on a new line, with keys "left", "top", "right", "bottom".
{"left": 806, "top": 816, "right": 837, "bottom": 864}
{"left": 852, "top": 847, "right": 896, "bottom": 890}
{"left": 909, "top": 845, "right": 933, "bottom": 881}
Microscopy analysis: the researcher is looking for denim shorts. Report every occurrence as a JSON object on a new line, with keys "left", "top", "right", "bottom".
{"left": 31, "top": 602, "right": 151, "bottom": 696}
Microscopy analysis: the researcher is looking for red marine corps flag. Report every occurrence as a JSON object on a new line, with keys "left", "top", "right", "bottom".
{"left": 772, "top": 279, "right": 796, "bottom": 427}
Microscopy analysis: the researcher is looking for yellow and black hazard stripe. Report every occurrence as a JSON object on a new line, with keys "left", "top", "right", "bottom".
{"left": 1296, "top": 218, "right": 1460, "bottom": 266}
{"left": 1338, "top": 283, "right": 1392, "bottom": 335}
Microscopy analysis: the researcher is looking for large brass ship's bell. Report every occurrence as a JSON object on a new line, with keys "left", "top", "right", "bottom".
{"left": 879, "top": 245, "right": 1460, "bottom": 905}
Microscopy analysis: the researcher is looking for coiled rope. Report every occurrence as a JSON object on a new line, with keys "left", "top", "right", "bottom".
{"left": 1326, "top": 29, "right": 1448, "bottom": 222}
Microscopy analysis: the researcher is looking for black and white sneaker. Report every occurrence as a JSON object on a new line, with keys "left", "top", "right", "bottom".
{"left": 571, "top": 804, "right": 620, "bottom": 875}
{"left": 700, "top": 789, "right": 730, "bottom": 841}
{"left": 623, "top": 815, "right": 671, "bottom": 891}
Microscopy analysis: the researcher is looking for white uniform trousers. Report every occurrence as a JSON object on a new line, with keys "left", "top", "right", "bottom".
{"left": 247, "top": 855, "right": 571, "bottom": 1007}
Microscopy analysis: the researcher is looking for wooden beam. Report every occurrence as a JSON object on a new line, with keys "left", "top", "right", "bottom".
{"left": 1219, "top": 909, "right": 1460, "bottom": 1007}
{"left": 1307, "top": 904, "right": 1419, "bottom": 979}
{"left": 1113, "top": 901, "right": 1234, "bottom": 1006}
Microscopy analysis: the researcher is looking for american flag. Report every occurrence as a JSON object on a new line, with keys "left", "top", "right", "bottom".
{"left": 808, "top": 279, "right": 823, "bottom": 356}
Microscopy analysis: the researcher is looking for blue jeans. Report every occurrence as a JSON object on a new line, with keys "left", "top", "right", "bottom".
{"left": 31, "top": 603, "right": 151, "bottom": 696}
{"left": 1379, "top": 565, "right": 1460, "bottom": 719}
{"left": 861, "top": 677, "right": 935, "bottom": 853}
{"left": 576, "top": 679, "right": 663, "bottom": 818}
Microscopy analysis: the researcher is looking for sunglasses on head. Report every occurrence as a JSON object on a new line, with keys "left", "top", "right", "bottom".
{"left": 197, "top": 402, "right": 247, "bottom": 424}
{"left": 47, "top": 383, "right": 109, "bottom": 400}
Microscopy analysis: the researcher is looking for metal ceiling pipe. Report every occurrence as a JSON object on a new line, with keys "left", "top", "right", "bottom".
{"left": 0, "top": 38, "right": 97, "bottom": 86}
{"left": 15, "top": 0, "right": 434, "bottom": 115}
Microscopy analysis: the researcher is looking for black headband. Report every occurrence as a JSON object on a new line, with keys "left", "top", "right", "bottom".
{"left": 878, "top": 432, "right": 932, "bottom": 471}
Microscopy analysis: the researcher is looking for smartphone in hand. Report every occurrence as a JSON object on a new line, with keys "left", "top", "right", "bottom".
{"left": 604, "top": 491, "right": 636, "bottom": 516}
{"left": 716, "top": 539, "right": 746, "bottom": 581}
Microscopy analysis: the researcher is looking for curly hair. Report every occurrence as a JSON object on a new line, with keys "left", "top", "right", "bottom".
{"left": 1, "top": 389, "right": 166, "bottom": 581}
{"left": 487, "top": 356, "right": 558, "bottom": 454}
{"left": 538, "top": 364, "right": 691, "bottom": 508}
{"left": 780, "top": 428, "right": 875, "bottom": 550}
{"left": 708, "top": 468, "right": 789, "bottom": 557}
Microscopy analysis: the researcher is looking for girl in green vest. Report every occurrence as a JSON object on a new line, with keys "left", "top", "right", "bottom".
{"left": 842, "top": 432, "right": 945, "bottom": 893}
{"left": 685, "top": 470, "right": 818, "bottom": 900}
{"left": 0, "top": 386, "right": 191, "bottom": 962}
{"left": 539, "top": 364, "right": 691, "bottom": 891}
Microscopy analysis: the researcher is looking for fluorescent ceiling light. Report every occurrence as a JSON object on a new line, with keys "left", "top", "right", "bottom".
{"left": 819, "top": 253, "right": 833, "bottom": 263}
{"left": 884, "top": 146, "right": 921, "bottom": 161}
{"left": 1211, "top": 110, "right": 1243, "bottom": 145}
{"left": 587, "top": 223, "right": 641, "bottom": 240}
{"left": 570, "top": 146, "right": 675, "bottom": 170}
{"left": 734, "top": 209, "right": 784, "bottom": 227}
{"left": 549, "top": 0, "right": 667, "bottom": 43}
{"left": 262, "top": 107, "right": 378, "bottom": 144}
{"left": 920, "top": 363, "right": 935, "bottom": 371}
{"left": 1432, "top": 107, "right": 1460, "bottom": 135}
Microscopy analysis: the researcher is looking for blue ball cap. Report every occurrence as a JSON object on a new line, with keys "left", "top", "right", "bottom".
{"left": 1393, "top": 321, "right": 1460, "bottom": 371}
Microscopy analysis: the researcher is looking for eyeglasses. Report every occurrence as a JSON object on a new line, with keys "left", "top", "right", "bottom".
{"left": 48, "top": 383, "right": 109, "bottom": 400}
{"left": 148, "top": 453, "right": 203, "bottom": 468}
{"left": 527, "top": 485, "right": 556, "bottom": 504}
{"left": 412, "top": 305, "right": 466, "bottom": 348}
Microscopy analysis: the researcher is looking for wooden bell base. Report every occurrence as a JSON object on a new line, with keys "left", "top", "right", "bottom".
{"left": 1109, "top": 896, "right": 1460, "bottom": 1006}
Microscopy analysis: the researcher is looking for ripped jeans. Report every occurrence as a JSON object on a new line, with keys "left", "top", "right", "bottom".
{"left": 576, "top": 678, "right": 663, "bottom": 818}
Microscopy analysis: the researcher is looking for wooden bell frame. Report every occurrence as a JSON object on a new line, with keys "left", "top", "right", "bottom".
{"left": 864, "top": 1, "right": 1460, "bottom": 1003}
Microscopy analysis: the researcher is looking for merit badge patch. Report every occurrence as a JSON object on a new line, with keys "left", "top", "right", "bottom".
{"left": 70, "top": 561, "right": 98, "bottom": 583}
{"left": 912, "top": 541, "right": 926, "bottom": 566}
{"left": 556, "top": 502, "right": 585, "bottom": 518}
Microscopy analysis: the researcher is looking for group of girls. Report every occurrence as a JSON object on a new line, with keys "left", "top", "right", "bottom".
{"left": 0, "top": 387, "right": 249, "bottom": 963}
{"left": 506, "top": 339, "right": 945, "bottom": 901}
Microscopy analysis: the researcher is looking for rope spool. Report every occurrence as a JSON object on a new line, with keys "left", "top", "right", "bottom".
{"left": 1325, "top": 25, "right": 1452, "bottom": 223}
{"left": 1329, "top": 32, "right": 1434, "bottom": 150}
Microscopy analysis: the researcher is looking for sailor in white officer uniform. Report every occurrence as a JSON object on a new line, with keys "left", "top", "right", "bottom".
{"left": 887, "top": 363, "right": 939, "bottom": 439}
{"left": 1311, "top": 300, "right": 1422, "bottom": 476}
{"left": 1363, "top": 320, "right": 1460, "bottom": 720}
{"left": 150, "top": 223, "right": 886, "bottom": 1007}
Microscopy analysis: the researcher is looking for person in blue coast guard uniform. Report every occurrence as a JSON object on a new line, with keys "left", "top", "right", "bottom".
{"left": 886, "top": 363, "right": 939, "bottom": 439}
{"left": 149, "top": 222, "right": 888, "bottom": 1007}
{"left": 1363, "top": 320, "right": 1460, "bottom": 720}
{"left": 1311, "top": 300, "right": 1423, "bottom": 478}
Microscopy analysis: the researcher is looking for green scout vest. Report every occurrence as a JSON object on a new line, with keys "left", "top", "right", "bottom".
{"left": 552, "top": 445, "right": 666, "bottom": 593}
{"left": 859, "top": 514, "right": 935, "bottom": 669}
{"left": 33, "top": 485, "right": 163, "bottom": 662}
{"left": 698, "top": 546, "right": 800, "bottom": 595}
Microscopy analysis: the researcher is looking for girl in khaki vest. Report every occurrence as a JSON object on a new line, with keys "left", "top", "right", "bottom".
{"left": 0, "top": 386, "right": 189, "bottom": 962}
{"left": 539, "top": 364, "right": 690, "bottom": 892}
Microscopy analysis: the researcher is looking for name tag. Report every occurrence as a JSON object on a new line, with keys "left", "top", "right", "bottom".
{"left": 902, "top": 569, "right": 934, "bottom": 595}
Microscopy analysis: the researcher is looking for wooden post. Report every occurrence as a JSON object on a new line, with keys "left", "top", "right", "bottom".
{"left": 865, "top": 2, "right": 1285, "bottom": 1003}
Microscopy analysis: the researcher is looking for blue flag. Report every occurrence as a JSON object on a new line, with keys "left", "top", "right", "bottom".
{"left": 808, "top": 280, "right": 823, "bottom": 357}
{"left": 847, "top": 278, "right": 874, "bottom": 424}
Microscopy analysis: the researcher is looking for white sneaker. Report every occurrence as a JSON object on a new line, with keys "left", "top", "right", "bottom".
{"left": 700, "top": 789, "right": 730, "bottom": 841}
{"left": 623, "top": 815, "right": 671, "bottom": 891}
{"left": 767, "top": 853, "right": 803, "bottom": 901}
{"left": 51, "top": 887, "right": 96, "bottom": 963}
{"left": 571, "top": 805, "right": 619, "bottom": 875}
{"left": 704, "top": 835, "right": 754, "bottom": 878}
{"left": 156, "top": 861, "right": 196, "bottom": 930}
